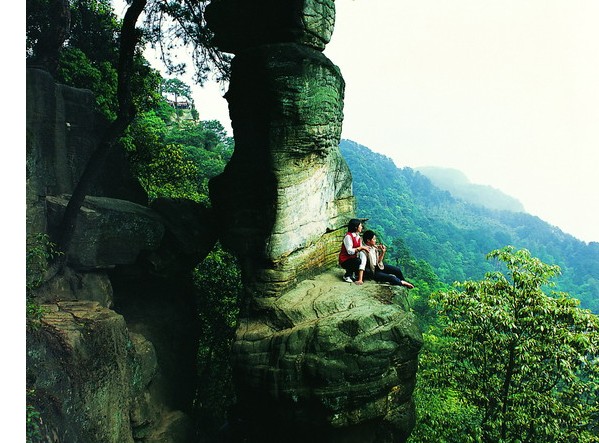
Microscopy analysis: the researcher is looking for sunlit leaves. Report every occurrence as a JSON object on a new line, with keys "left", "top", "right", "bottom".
{"left": 426, "top": 246, "right": 599, "bottom": 442}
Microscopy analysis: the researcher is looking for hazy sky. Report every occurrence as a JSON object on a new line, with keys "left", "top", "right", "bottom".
{"left": 154, "top": 1, "right": 599, "bottom": 243}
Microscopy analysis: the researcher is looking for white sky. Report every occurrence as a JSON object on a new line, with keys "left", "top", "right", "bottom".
{"left": 140, "top": 1, "right": 599, "bottom": 243}
{"left": 326, "top": 0, "right": 599, "bottom": 244}
{"left": 188, "top": 1, "right": 599, "bottom": 244}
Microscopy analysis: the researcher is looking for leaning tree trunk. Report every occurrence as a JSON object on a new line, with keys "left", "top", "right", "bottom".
{"left": 57, "top": 0, "right": 147, "bottom": 257}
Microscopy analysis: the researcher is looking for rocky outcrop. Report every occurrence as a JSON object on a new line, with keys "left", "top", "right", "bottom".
{"left": 27, "top": 301, "right": 193, "bottom": 443}
{"left": 26, "top": 68, "right": 212, "bottom": 442}
{"left": 206, "top": 2, "right": 422, "bottom": 442}
{"left": 206, "top": 0, "right": 336, "bottom": 52}
{"left": 45, "top": 195, "right": 165, "bottom": 270}
{"left": 26, "top": 3, "right": 423, "bottom": 440}
{"left": 232, "top": 273, "right": 422, "bottom": 442}
{"left": 208, "top": 32, "right": 352, "bottom": 299}
{"left": 26, "top": 68, "right": 146, "bottom": 236}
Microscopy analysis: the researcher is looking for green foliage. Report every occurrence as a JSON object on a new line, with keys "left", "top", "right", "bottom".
{"left": 141, "top": 142, "right": 204, "bottom": 202}
{"left": 379, "top": 236, "right": 448, "bottom": 328}
{"left": 26, "top": 390, "right": 43, "bottom": 443}
{"left": 26, "top": 233, "right": 62, "bottom": 323}
{"left": 162, "top": 78, "right": 193, "bottom": 103}
{"left": 192, "top": 244, "right": 242, "bottom": 437}
{"left": 124, "top": 110, "right": 233, "bottom": 204}
{"left": 340, "top": 139, "right": 599, "bottom": 313}
{"left": 421, "top": 247, "right": 599, "bottom": 443}
{"left": 67, "top": 0, "right": 120, "bottom": 63}
{"left": 411, "top": 331, "right": 482, "bottom": 443}
{"left": 57, "top": 47, "right": 119, "bottom": 119}
{"left": 34, "top": 0, "right": 163, "bottom": 120}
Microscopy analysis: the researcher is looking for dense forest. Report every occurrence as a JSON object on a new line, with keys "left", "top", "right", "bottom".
{"left": 26, "top": 1, "right": 598, "bottom": 442}
{"left": 338, "top": 140, "right": 599, "bottom": 442}
{"left": 340, "top": 139, "right": 599, "bottom": 314}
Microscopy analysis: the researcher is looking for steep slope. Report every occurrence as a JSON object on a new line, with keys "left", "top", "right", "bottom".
{"left": 416, "top": 166, "right": 525, "bottom": 212}
{"left": 340, "top": 139, "right": 599, "bottom": 312}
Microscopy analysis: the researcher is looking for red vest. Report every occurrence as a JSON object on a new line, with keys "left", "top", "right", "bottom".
{"left": 339, "top": 232, "right": 361, "bottom": 264}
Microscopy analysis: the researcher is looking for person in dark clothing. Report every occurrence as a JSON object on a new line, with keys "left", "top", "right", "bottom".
{"left": 359, "top": 230, "right": 414, "bottom": 288}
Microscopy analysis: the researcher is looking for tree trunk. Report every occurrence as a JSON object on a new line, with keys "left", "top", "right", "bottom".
{"left": 57, "top": 0, "right": 148, "bottom": 257}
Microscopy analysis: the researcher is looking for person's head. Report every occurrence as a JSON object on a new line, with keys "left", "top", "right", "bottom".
{"left": 347, "top": 218, "right": 363, "bottom": 233}
{"left": 362, "top": 230, "right": 377, "bottom": 245}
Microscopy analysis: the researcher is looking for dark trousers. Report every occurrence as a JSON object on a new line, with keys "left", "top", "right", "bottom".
{"left": 366, "top": 264, "right": 406, "bottom": 285}
{"left": 340, "top": 257, "right": 361, "bottom": 277}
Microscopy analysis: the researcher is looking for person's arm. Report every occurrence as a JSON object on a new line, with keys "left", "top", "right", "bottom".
{"left": 343, "top": 234, "right": 356, "bottom": 254}
{"left": 344, "top": 234, "right": 367, "bottom": 255}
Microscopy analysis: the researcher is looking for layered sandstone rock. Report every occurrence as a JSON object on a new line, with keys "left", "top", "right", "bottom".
{"left": 209, "top": 42, "right": 353, "bottom": 297}
{"left": 26, "top": 69, "right": 209, "bottom": 442}
{"left": 206, "top": 2, "right": 423, "bottom": 442}
{"left": 27, "top": 301, "right": 193, "bottom": 443}
{"left": 232, "top": 273, "right": 422, "bottom": 442}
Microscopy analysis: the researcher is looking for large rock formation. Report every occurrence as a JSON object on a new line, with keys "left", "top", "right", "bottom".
{"left": 232, "top": 274, "right": 422, "bottom": 443}
{"left": 208, "top": 5, "right": 353, "bottom": 298}
{"left": 206, "top": 2, "right": 423, "bottom": 441}
{"left": 26, "top": 68, "right": 146, "bottom": 236}
{"left": 25, "top": 68, "right": 213, "bottom": 442}
{"left": 26, "top": 2, "right": 424, "bottom": 438}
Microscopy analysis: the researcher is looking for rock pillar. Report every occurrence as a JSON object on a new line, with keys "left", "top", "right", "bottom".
{"left": 207, "top": 0, "right": 354, "bottom": 299}
{"left": 206, "top": 2, "right": 422, "bottom": 442}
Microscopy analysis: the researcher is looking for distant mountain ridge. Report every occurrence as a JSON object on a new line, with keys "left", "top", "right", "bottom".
{"left": 339, "top": 139, "right": 599, "bottom": 312}
{"left": 416, "top": 166, "right": 525, "bottom": 213}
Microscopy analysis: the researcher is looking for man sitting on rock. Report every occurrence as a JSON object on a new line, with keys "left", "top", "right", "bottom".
{"left": 358, "top": 230, "right": 415, "bottom": 289}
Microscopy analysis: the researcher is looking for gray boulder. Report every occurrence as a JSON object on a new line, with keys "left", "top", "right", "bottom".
{"left": 26, "top": 68, "right": 146, "bottom": 238}
{"left": 46, "top": 195, "right": 165, "bottom": 270}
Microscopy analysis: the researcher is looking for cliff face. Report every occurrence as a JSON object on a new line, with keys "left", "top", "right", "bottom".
{"left": 206, "top": 1, "right": 423, "bottom": 441}
{"left": 26, "top": 68, "right": 214, "bottom": 442}
{"left": 26, "top": 5, "right": 423, "bottom": 440}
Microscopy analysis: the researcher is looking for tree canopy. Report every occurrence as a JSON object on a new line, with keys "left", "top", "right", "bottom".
{"left": 414, "top": 247, "right": 599, "bottom": 442}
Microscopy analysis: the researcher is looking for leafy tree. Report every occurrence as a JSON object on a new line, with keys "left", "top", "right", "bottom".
{"left": 161, "top": 77, "right": 197, "bottom": 120}
{"left": 124, "top": 110, "right": 233, "bottom": 204}
{"left": 26, "top": 0, "right": 71, "bottom": 74}
{"left": 52, "top": 1, "right": 163, "bottom": 120}
{"left": 410, "top": 330, "right": 482, "bottom": 443}
{"left": 192, "top": 244, "right": 242, "bottom": 438}
{"left": 423, "top": 247, "right": 599, "bottom": 443}
{"left": 67, "top": 0, "right": 120, "bottom": 64}
{"left": 56, "top": 0, "right": 148, "bottom": 255}
{"left": 162, "top": 77, "right": 193, "bottom": 104}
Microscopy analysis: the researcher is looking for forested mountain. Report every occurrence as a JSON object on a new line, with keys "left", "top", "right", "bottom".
{"left": 340, "top": 139, "right": 599, "bottom": 312}
{"left": 416, "top": 166, "right": 525, "bottom": 212}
